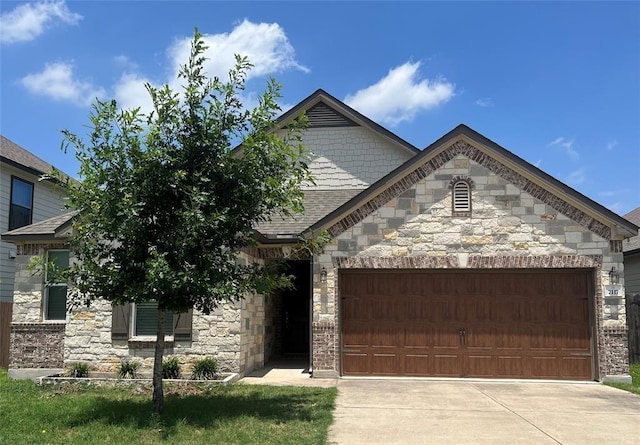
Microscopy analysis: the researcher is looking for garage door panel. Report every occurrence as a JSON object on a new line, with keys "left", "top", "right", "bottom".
{"left": 431, "top": 328, "right": 461, "bottom": 349}
{"left": 494, "top": 328, "right": 527, "bottom": 350}
{"left": 405, "top": 326, "right": 432, "bottom": 349}
{"left": 557, "top": 327, "right": 591, "bottom": 351}
{"left": 530, "top": 327, "right": 560, "bottom": 350}
{"left": 466, "top": 355, "right": 496, "bottom": 377}
{"left": 530, "top": 356, "right": 560, "bottom": 378}
{"left": 432, "top": 354, "right": 462, "bottom": 377}
{"left": 465, "top": 326, "right": 495, "bottom": 350}
{"left": 371, "top": 354, "right": 399, "bottom": 375}
{"left": 405, "top": 354, "right": 430, "bottom": 376}
{"left": 497, "top": 356, "right": 524, "bottom": 377}
{"left": 341, "top": 270, "right": 593, "bottom": 380}
{"left": 561, "top": 357, "right": 591, "bottom": 379}
{"left": 342, "top": 353, "right": 368, "bottom": 375}
{"left": 343, "top": 323, "right": 369, "bottom": 349}
{"left": 370, "top": 326, "right": 402, "bottom": 348}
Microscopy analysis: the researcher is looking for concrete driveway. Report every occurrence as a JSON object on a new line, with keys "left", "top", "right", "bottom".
{"left": 328, "top": 379, "right": 640, "bottom": 445}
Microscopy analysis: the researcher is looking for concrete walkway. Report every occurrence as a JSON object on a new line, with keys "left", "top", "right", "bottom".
{"left": 328, "top": 379, "right": 640, "bottom": 445}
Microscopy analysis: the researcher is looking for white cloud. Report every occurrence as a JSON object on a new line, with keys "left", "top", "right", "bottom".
{"left": 21, "top": 62, "right": 106, "bottom": 107}
{"left": 344, "top": 62, "right": 454, "bottom": 126}
{"left": 606, "top": 140, "right": 618, "bottom": 151}
{"left": 113, "top": 73, "right": 156, "bottom": 114}
{"left": 550, "top": 136, "right": 579, "bottom": 159}
{"left": 598, "top": 189, "right": 628, "bottom": 198}
{"left": 566, "top": 168, "right": 586, "bottom": 185}
{"left": 0, "top": 0, "right": 81, "bottom": 44}
{"left": 111, "top": 20, "right": 307, "bottom": 114}
{"left": 167, "top": 19, "right": 308, "bottom": 87}
{"left": 475, "top": 97, "right": 493, "bottom": 107}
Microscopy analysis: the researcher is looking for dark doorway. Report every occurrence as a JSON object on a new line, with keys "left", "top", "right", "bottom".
{"left": 279, "top": 260, "right": 311, "bottom": 356}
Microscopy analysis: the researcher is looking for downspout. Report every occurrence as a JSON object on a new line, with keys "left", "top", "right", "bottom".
{"left": 309, "top": 257, "right": 314, "bottom": 375}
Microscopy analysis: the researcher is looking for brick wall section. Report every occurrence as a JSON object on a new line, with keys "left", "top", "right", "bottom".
{"left": 10, "top": 323, "right": 64, "bottom": 368}
{"left": 312, "top": 322, "right": 337, "bottom": 371}
{"left": 602, "top": 325, "right": 630, "bottom": 375}
{"left": 312, "top": 149, "right": 628, "bottom": 378}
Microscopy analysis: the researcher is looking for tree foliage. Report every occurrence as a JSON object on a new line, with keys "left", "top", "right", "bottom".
{"left": 55, "top": 30, "right": 313, "bottom": 413}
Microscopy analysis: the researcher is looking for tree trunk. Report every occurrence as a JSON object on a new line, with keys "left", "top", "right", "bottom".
{"left": 152, "top": 308, "right": 166, "bottom": 414}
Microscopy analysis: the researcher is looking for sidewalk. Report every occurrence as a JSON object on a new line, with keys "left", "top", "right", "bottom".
{"left": 239, "top": 360, "right": 338, "bottom": 388}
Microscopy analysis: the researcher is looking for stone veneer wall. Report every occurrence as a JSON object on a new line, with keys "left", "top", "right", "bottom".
{"left": 239, "top": 293, "right": 266, "bottom": 375}
{"left": 11, "top": 246, "right": 268, "bottom": 377}
{"left": 311, "top": 152, "right": 628, "bottom": 379}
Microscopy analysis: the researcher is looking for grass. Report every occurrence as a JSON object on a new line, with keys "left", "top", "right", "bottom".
{"left": 0, "top": 369, "right": 337, "bottom": 444}
{"left": 605, "top": 364, "right": 640, "bottom": 396}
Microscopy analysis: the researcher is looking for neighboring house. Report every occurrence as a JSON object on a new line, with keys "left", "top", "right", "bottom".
{"left": 623, "top": 207, "right": 640, "bottom": 296}
{"left": 0, "top": 136, "right": 70, "bottom": 368}
{"left": 4, "top": 90, "right": 639, "bottom": 382}
{"left": 623, "top": 206, "right": 640, "bottom": 364}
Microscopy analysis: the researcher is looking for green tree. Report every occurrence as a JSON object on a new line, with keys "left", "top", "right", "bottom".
{"left": 56, "top": 31, "right": 312, "bottom": 414}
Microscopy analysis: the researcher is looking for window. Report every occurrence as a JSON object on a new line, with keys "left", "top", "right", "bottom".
{"left": 44, "top": 250, "right": 69, "bottom": 321}
{"left": 111, "top": 303, "right": 193, "bottom": 341}
{"left": 9, "top": 176, "right": 34, "bottom": 230}
{"left": 133, "top": 301, "right": 174, "bottom": 336}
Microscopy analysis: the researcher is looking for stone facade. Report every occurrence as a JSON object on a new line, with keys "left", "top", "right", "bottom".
{"left": 10, "top": 246, "right": 268, "bottom": 377}
{"left": 311, "top": 148, "right": 628, "bottom": 379}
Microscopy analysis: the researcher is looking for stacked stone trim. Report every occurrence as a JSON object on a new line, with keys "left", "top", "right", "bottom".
{"left": 17, "top": 243, "right": 68, "bottom": 255}
{"left": 327, "top": 141, "right": 612, "bottom": 240}
{"left": 609, "top": 240, "right": 623, "bottom": 253}
{"left": 334, "top": 254, "right": 602, "bottom": 270}
{"left": 467, "top": 254, "right": 602, "bottom": 269}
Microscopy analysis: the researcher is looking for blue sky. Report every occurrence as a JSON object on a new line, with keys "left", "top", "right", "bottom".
{"left": 1, "top": 1, "right": 639, "bottom": 215}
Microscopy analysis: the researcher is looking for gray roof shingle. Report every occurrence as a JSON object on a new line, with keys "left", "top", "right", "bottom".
{"left": 1, "top": 135, "right": 56, "bottom": 175}
{"left": 255, "top": 189, "right": 363, "bottom": 237}
{"left": 623, "top": 207, "right": 640, "bottom": 253}
{"left": 1, "top": 211, "right": 76, "bottom": 241}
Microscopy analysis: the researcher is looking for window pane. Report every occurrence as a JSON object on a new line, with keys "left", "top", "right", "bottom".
{"left": 47, "top": 286, "right": 67, "bottom": 320}
{"left": 135, "top": 302, "right": 174, "bottom": 336}
{"left": 11, "top": 178, "right": 33, "bottom": 208}
{"left": 48, "top": 251, "right": 70, "bottom": 269}
{"left": 9, "top": 204, "right": 31, "bottom": 230}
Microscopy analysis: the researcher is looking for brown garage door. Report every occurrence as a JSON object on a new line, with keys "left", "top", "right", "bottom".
{"left": 341, "top": 270, "right": 593, "bottom": 380}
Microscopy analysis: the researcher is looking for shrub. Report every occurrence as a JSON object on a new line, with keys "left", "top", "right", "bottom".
{"left": 163, "top": 356, "right": 182, "bottom": 379}
{"left": 117, "top": 360, "right": 141, "bottom": 379}
{"left": 67, "top": 362, "right": 90, "bottom": 378}
{"left": 191, "top": 357, "right": 219, "bottom": 380}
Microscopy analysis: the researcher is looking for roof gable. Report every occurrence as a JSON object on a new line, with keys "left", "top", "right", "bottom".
{"left": 275, "top": 89, "right": 419, "bottom": 156}
{"left": 308, "top": 125, "right": 638, "bottom": 241}
{"left": 306, "top": 102, "right": 357, "bottom": 128}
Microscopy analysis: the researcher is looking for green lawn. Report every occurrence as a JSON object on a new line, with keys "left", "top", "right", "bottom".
{"left": 0, "top": 369, "right": 337, "bottom": 444}
{"left": 605, "top": 364, "right": 640, "bottom": 396}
